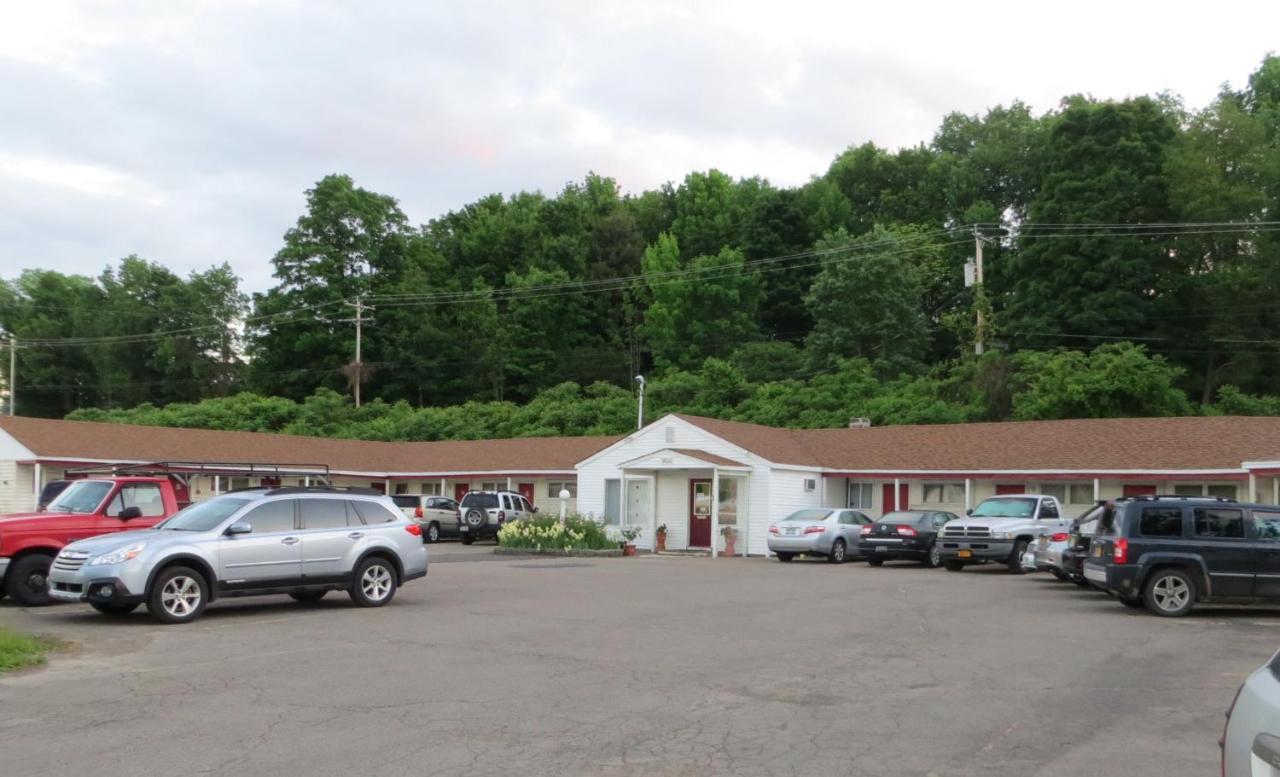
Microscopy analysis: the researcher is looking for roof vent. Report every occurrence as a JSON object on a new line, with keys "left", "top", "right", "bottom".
{"left": 848, "top": 417, "right": 872, "bottom": 429}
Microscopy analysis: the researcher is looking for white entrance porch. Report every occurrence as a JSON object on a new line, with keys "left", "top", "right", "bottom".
{"left": 616, "top": 448, "right": 752, "bottom": 558}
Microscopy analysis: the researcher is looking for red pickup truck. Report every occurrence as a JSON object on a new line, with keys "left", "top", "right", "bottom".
{"left": 0, "top": 477, "right": 184, "bottom": 605}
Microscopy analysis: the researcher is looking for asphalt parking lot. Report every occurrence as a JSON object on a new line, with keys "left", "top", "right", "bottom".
{"left": 2, "top": 550, "right": 1276, "bottom": 777}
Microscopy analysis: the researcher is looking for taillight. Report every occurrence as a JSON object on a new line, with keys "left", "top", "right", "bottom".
{"left": 1050, "top": 533, "right": 1068, "bottom": 542}
{"left": 859, "top": 526, "right": 872, "bottom": 536}
{"left": 1113, "top": 537, "right": 1129, "bottom": 564}
{"left": 1222, "top": 682, "right": 1244, "bottom": 776}
{"left": 415, "top": 506, "right": 424, "bottom": 518}
{"left": 896, "top": 526, "right": 917, "bottom": 537}
{"left": 498, "top": 511, "right": 506, "bottom": 522}
{"left": 804, "top": 525, "right": 825, "bottom": 534}
{"left": 405, "top": 523, "right": 422, "bottom": 536}
{"left": 768, "top": 525, "right": 779, "bottom": 534}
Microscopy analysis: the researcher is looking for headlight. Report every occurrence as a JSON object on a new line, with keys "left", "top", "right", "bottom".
{"left": 88, "top": 543, "right": 146, "bottom": 566}
{"left": 992, "top": 531, "right": 1011, "bottom": 540}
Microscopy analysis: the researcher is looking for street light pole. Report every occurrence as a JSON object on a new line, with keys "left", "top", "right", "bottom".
{"left": 7, "top": 336, "right": 14, "bottom": 416}
{"left": 634, "top": 375, "right": 645, "bottom": 430}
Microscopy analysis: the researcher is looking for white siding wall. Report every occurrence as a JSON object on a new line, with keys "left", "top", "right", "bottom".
{"left": 0, "top": 460, "right": 23, "bottom": 513}
{"left": 764, "top": 469, "right": 824, "bottom": 554}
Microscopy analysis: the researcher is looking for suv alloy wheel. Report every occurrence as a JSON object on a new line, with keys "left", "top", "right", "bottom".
{"left": 149, "top": 566, "right": 208, "bottom": 624}
{"left": 1143, "top": 567, "right": 1196, "bottom": 617}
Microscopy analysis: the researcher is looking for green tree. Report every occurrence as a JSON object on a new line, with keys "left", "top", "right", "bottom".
{"left": 803, "top": 227, "right": 932, "bottom": 375}
{"left": 1009, "top": 343, "right": 1192, "bottom": 420}
{"left": 640, "top": 234, "right": 761, "bottom": 371}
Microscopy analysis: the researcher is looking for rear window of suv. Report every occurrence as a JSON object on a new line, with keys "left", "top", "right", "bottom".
{"left": 1138, "top": 506, "right": 1184, "bottom": 537}
{"left": 390, "top": 495, "right": 418, "bottom": 509}
{"left": 461, "top": 493, "right": 499, "bottom": 510}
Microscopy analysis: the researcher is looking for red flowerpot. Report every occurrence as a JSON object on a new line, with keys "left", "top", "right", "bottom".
{"left": 723, "top": 536, "right": 736, "bottom": 556}
{"left": 656, "top": 533, "right": 667, "bottom": 552}
{"left": 623, "top": 543, "right": 637, "bottom": 556}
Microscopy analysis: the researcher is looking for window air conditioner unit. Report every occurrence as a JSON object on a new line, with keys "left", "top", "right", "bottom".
{"left": 803, "top": 478, "right": 817, "bottom": 492}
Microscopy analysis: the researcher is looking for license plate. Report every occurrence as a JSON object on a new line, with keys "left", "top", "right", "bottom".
{"left": 958, "top": 549, "right": 972, "bottom": 559}
{"left": 875, "top": 545, "right": 887, "bottom": 552}
{"left": 786, "top": 528, "right": 797, "bottom": 535}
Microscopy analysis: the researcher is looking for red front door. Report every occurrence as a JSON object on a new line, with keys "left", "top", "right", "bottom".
{"left": 995, "top": 484, "right": 1024, "bottom": 495}
{"left": 689, "top": 479, "right": 713, "bottom": 548}
{"left": 454, "top": 483, "right": 470, "bottom": 502}
{"left": 881, "top": 483, "right": 909, "bottom": 512}
{"left": 517, "top": 482, "right": 535, "bottom": 505}
{"left": 1123, "top": 484, "right": 1156, "bottom": 497}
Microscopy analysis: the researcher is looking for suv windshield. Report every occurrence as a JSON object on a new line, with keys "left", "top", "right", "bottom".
{"left": 783, "top": 509, "right": 832, "bottom": 522}
{"left": 970, "top": 497, "right": 1037, "bottom": 519}
{"left": 158, "top": 496, "right": 252, "bottom": 532}
{"left": 461, "top": 493, "right": 499, "bottom": 510}
{"left": 47, "top": 481, "right": 113, "bottom": 514}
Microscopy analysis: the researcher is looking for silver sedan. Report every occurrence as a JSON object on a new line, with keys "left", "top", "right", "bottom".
{"left": 768, "top": 508, "right": 872, "bottom": 564}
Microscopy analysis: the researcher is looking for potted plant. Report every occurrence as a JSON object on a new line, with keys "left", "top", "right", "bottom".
{"left": 720, "top": 525, "right": 738, "bottom": 556}
{"left": 619, "top": 526, "right": 641, "bottom": 556}
{"left": 655, "top": 523, "right": 667, "bottom": 552}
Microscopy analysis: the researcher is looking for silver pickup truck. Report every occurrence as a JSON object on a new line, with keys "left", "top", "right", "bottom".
{"left": 938, "top": 494, "right": 1071, "bottom": 573}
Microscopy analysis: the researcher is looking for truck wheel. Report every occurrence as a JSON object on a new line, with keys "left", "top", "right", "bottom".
{"left": 461, "top": 534, "right": 475, "bottom": 545}
{"left": 943, "top": 559, "right": 965, "bottom": 572}
{"left": 91, "top": 601, "right": 139, "bottom": 616}
{"left": 867, "top": 557, "right": 885, "bottom": 567}
{"left": 1143, "top": 568, "right": 1195, "bottom": 617}
{"left": 828, "top": 539, "right": 847, "bottom": 564}
{"left": 924, "top": 542, "right": 942, "bottom": 568}
{"left": 6, "top": 553, "right": 55, "bottom": 606}
{"left": 349, "top": 556, "right": 397, "bottom": 607}
{"left": 425, "top": 522, "right": 441, "bottom": 543}
{"left": 1007, "top": 540, "right": 1030, "bottom": 574}
{"left": 148, "top": 566, "right": 208, "bottom": 624}
{"left": 775, "top": 553, "right": 794, "bottom": 563}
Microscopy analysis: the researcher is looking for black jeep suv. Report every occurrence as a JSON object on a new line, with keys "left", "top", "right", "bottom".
{"left": 1083, "top": 495, "right": 1280, "bottom": 617}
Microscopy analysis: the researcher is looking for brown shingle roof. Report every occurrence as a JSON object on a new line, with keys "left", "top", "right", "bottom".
{"left": 665, "top": 449, "right": 748, "bottom": 468}
{"left": 0, "top": 416, "right": 619, "bottom": 475}
{"left": 676, "top": 414, "right": 1280, "bottom": 471}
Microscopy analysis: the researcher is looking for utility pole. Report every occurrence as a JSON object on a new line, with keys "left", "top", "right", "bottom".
{"left": 973, "top": 227, "right": 987, "bottom": 356}
{"left": 6, "top": 336, "right": 14, "bottom": 416}
{"left": 634, "top": 375, "right": 645, "bottom": 430}
{"left": 342, "top": 297, "right": 374, "bottom": 407}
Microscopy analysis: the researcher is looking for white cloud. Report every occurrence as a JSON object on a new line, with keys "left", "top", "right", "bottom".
{"left": 0, "top": 0, "right": 1276, "bottom": 292}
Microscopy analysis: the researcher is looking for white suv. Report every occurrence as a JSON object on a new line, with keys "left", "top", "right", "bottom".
{"left": 457, "top": 490, "right": 536, "bottom": 544}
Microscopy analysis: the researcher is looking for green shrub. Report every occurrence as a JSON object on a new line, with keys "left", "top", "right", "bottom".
{"left": 497, "top": 514, "right": 616, "bottom": 550}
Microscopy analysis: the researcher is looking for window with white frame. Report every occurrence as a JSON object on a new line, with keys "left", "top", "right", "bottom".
{"left": 847, "top": 481, "right": 873, "bottom": 510}
{"left": 393, "top": 482, "right": 409, "bottom": 495}
{"left": 419, "top": 482, "right": 441, "bottom": 496}
{"left": 1173, "top": 484, "right": 1202, "bottom": 497}
{"left": 1041, "top": 483, "right": 1094, "bottom": 504}
{"left": 1208, "top": 484, "right": 1238, "bottom": 499}
{"left": 922, "top": 481, "right": 965, "bottom": 504}
{"left": 480, "top": 481, "right": 503, "bottom": 492}
{"left": 603, "top": 480, "right": 621, "bottom": 525}
{"left": 547, "top": 481, "right": 577, "bottom": 498}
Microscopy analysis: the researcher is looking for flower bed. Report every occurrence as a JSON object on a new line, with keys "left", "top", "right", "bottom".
{"left": 497, "top": 514, "right": 617, "bottom": 551}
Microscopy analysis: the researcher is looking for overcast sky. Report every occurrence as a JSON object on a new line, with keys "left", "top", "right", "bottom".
{"left": 1, "top": 1, "right": 1276, "bottom": 293}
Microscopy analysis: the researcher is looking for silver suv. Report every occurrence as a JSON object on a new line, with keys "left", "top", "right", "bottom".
{"left": 46, "top": 488, "right": 428, "bottom": 624}
{"left": 457, "top": 490, "right": 536, "bottom": 544}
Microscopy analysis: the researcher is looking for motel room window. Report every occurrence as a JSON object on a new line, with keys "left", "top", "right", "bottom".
{"left": 419, "top": 482, "right": 441, "bottom": 496}
{"left": 393, "top": 483, "right": 409, "bottom": 495}
{"left": 547, "top": 481, "right": 577, "bottom": 498}
{"left": 1041, "top": 483, "right": 1093, "bottom": 505}
{"left": 1173, "top": 484, "right": 1240, "bottom": 500}
{"left": 1207, "top": 484, "right": 1238, "bottom": 499}
{"left": 847, "top": 481, "right": 873, "bottom": 510}
{"left": 922, "top": 482, "right": 964, "bottom": 504}
{"left": 481, "top": 481, "right": 502, "bottom": 492}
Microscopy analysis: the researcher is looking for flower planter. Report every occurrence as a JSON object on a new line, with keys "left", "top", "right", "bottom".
{"left": 723, "top": 536, "right": 736, "bottom": 556}
{"left": 656, "top": 532, "right": 667, "bottom": 552}
{"left": 623, "top": 543, "right": 637, "bottom": 556}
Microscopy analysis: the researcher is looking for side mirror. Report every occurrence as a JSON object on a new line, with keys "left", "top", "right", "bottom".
{"left": 965, "top": 508, "right": 973, "bottom": 516}
{"left": 225, "top": 522, "right": 252, "bottom": 536}
{"left": 118, "top": 506, "right": 143, "bottom": 520}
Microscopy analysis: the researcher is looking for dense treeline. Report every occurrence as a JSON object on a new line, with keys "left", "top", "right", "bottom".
{"left": 5, "top": 56, "right": 1280, "bottom": 433}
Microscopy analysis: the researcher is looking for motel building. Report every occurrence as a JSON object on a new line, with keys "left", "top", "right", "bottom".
{"left": 4, "top": 413, "right": 1280, "bottom": 558}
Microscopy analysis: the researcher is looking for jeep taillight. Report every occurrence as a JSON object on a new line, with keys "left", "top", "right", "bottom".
{"left": 498, "top": 511, "right": 506, "bottom": 523}
{"left": 1050, "top": 532, "right": 1069, "bottom": 542}
{"left": 1113, "top": 537, "right": 1129, "bottom": 564}
{"left": 415, "top": 506, "right": 424, "bottom": 518}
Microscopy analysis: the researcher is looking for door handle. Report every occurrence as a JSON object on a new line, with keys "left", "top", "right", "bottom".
{"left": 281, "top": 536, "right": 299, "bottom": 545}
{"left": 348, "top": 532, "right": 365, "bottom": 540}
